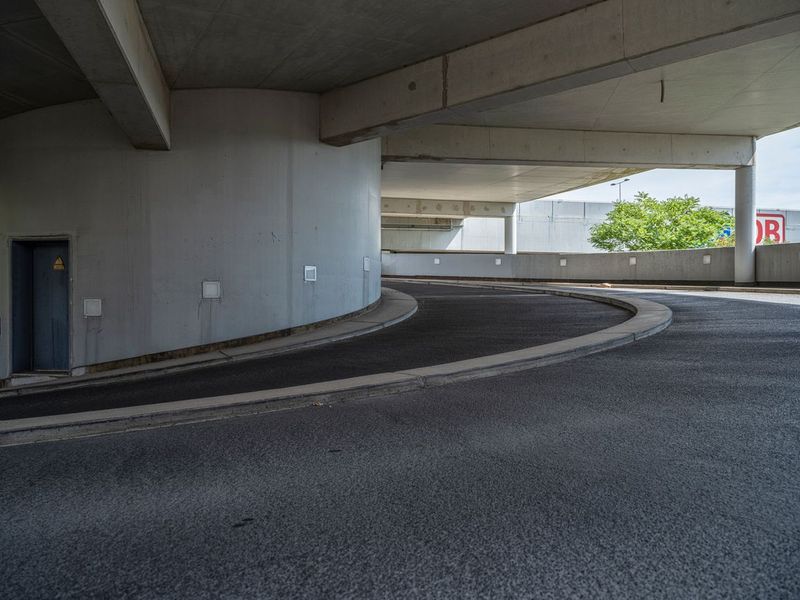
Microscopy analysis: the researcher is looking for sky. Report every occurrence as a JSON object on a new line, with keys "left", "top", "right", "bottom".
{"left": 543, "top": 127, "right": 800, "bottom": 210}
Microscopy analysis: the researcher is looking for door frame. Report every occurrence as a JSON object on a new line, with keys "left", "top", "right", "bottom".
{"left": 7, "top": 235, "right": 74, "bottom": 375}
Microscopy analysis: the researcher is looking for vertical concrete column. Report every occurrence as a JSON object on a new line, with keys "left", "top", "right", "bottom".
{"left": 734, "top": 165, "right": 756, "bottom": 285}
{"left": 504, "top": 207, "right": 518, "bottom": 255}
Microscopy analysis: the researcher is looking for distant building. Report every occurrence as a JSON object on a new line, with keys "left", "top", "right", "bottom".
{"left": 382, "top": 200, "right": 800, "bottom": 253}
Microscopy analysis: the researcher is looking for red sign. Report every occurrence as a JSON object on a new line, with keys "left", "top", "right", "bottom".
{"left": 756, "top": 213, "right": 785, "bottom": 244}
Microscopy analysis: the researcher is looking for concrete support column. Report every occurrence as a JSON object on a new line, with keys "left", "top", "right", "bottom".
{"left": 734, "top": 165, "right": 756, "bottom": 285}
{"left": 504, "top": 208, "right": 518, "bottom": 255}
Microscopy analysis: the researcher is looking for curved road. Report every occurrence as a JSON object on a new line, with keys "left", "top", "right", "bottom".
{"left": 0, "top": 282, "right": 628, "bottom": 420}
{"left": 1, "top": 285, "right": 799, "bottom": 598}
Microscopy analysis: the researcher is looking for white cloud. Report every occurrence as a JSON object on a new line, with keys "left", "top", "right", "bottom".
{"left": 541, "top": 127, "right": 800, "bottom": 210}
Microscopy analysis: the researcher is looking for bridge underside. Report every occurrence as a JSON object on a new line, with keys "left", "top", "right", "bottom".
{"left": 0, "top": 0, "right": 798, "bottom": 378}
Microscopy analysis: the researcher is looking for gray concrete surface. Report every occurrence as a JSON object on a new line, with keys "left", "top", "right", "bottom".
{"left": 0, "top": 282, "right": 670, "bottom": 447}
{"left": 0, "top": 0, "right": 596, "bottom": 119}
{"left": 380, "top": 161, "right": 642, "bottom": 206}
{"left": 0, "top": 282, "right": 630, "bottom": 421}
{"left": 756, "top": 242, "right": 800, "bottom": 284}
{"left": 504, "top": 208, "right": 518, "bottom": 254}
{"left": 0, "top": 287, "right": 417, "bottom": 398}
{"left": 735, "top": 165, "right": 757, "bottom": 284}
{"left": 320, "top": 2, "right": 800, "bottom": 143}
{"left": 0, "top": 1, "right": 96, "bottom": 119}
{"left": 0, "top": 90, "right": 381, "bottom": 380}
{"left": 381, "top": 197, "right": 516, "bottom": 219}
{"left": 382, "top": 248, "right": 736, "bottom": 283}
{"left": 382, "top": 125, "right": 755, "bottom": 168}
{"left": 140, "top": 0, "right": 596, "bottom": 92}
{"left": 0, "top": 289, "right": 798, "bottom": 598}
{"left": 382, "top": 244, "right": 800, "bottom": 285}
{"left": 35, "top": 0, "right": 171, "bottom": 149}
{"left": 571, "top": 284, "right": 800, "bottom": 307}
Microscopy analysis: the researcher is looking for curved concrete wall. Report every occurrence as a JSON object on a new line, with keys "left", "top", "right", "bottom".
{"left": 381, "top": 248, "right": 736, "bottom": 283}
{"left": 0, "top": 90, "right": 381, "bottom": 377}
{"left": 383, "top": 246, "right": 800, "bottom": 285}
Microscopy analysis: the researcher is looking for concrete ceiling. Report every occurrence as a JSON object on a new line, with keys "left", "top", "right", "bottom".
{"left": 0, "top": 0, "right": 96, "bottom": 119}
{"left": 0, "top": 0, "right": 602, "bottom": 120}
{"left": 3, "top": 0, "right": 798, "bottom": 144}
{"left": 137, "top": 0, "right": 598, "bottom": 90}
{"left": 381, "top": 162, "right": 643, "bottom": 203}
{"left": 380, "top": 31, "right": 800, "bottom": 206}
{"left": 446, "top": 32, "right": 800, "bottom": 139}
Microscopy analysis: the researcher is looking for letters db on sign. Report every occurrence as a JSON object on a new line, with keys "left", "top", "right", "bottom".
{"left": 756, "top": 213, "right": 785, "bottom": 244}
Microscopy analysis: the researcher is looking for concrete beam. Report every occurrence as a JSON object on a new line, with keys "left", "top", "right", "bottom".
{"left": 382, "top": 125, "right": 756, "bottom": 169}
{"left": 382, "top": 197, "right": 516, "bottom": 219}
{"left": 35, "top": 0, "right": 170, "bottom": 149}
{"left": 321, "top": 0, "right": 800, "bottom": 145}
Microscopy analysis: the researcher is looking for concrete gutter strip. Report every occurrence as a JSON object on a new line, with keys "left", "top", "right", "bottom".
{"left": 0, "top": 373, "right": 422, "bottom": 447}
{"left": 0, "top": 282, "right": 671, "bottom": 447}
{"left": 0, "top": 287, "right": 418, "bottom": 399}
{"left": 502, "top": 281, "right": 800, "bottom": 295}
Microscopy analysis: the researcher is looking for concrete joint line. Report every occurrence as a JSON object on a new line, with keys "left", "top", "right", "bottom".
{"left": 0, "top": 282, "right": 671, "bottom": 447}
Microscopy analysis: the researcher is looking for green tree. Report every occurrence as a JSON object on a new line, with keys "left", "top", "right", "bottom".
{"left": 589, "top": 192, "right": 733, "bottom": 252}
{"left": 715, "top": 232, "right": 776, "bottom": 247}
{"left": 714, "top": 232, "right": 735, "bottom": 248}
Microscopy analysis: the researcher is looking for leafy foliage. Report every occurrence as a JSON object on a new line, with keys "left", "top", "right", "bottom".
{"left": 714, "top": 232, "right": 735, "bottom": 248}
{"left": 716, "top": 232, "right": 776, "bottom": 247}
{"left": 589, "top": 192, "right": 733, "bottom": 252}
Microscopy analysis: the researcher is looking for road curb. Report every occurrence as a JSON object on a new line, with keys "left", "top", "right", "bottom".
{"left": 548, "top": 282, "right": 800, "bottom": 295}
{"left": 0, "top": 287, "right": 418, "bottom": 399}
{"left": 0, "top": 282, "right": 671, "bottom": 447}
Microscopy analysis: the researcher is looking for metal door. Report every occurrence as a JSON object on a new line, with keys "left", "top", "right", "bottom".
{"left": 11, "top": 243, "right": 33, "bottom": 373}
{"left": 31, "top": 243, "right": 69, "bottom": 371}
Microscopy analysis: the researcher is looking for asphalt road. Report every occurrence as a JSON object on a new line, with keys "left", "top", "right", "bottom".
{"left": 0, "top": 282, "right": 629, "bottom": 420}
{"left": 1, "top": 288, "right": 799, "bottom": 598}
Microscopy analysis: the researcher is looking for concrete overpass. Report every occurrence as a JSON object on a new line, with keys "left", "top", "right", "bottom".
{"left": 1, "top": 0, "right": 799, "bottom": 380}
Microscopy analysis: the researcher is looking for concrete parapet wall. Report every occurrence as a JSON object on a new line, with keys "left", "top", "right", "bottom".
{"left": 381, "top": 248, "right": 736, "bottom": 283}
{"left": 756, "top": 243, "right": 800, "bottom": 284}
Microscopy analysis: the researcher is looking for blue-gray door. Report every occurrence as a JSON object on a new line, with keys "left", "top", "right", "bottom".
{"left": 11, "top": 243, "right": 33, "bottom": 373}
{"left": 11, "top": 241, "right": 69, "bottom": 372}
{"left": 32, "top": 243, "right": 69, "bottom": 371}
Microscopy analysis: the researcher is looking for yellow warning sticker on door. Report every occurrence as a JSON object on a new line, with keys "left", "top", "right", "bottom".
{"left": 53, "top": 256, "right": 65, "bottom": 271}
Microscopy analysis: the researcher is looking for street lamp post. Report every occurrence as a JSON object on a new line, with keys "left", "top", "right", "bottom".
{"left": 610, "top": 178, "right": 630, "bottom": 202}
